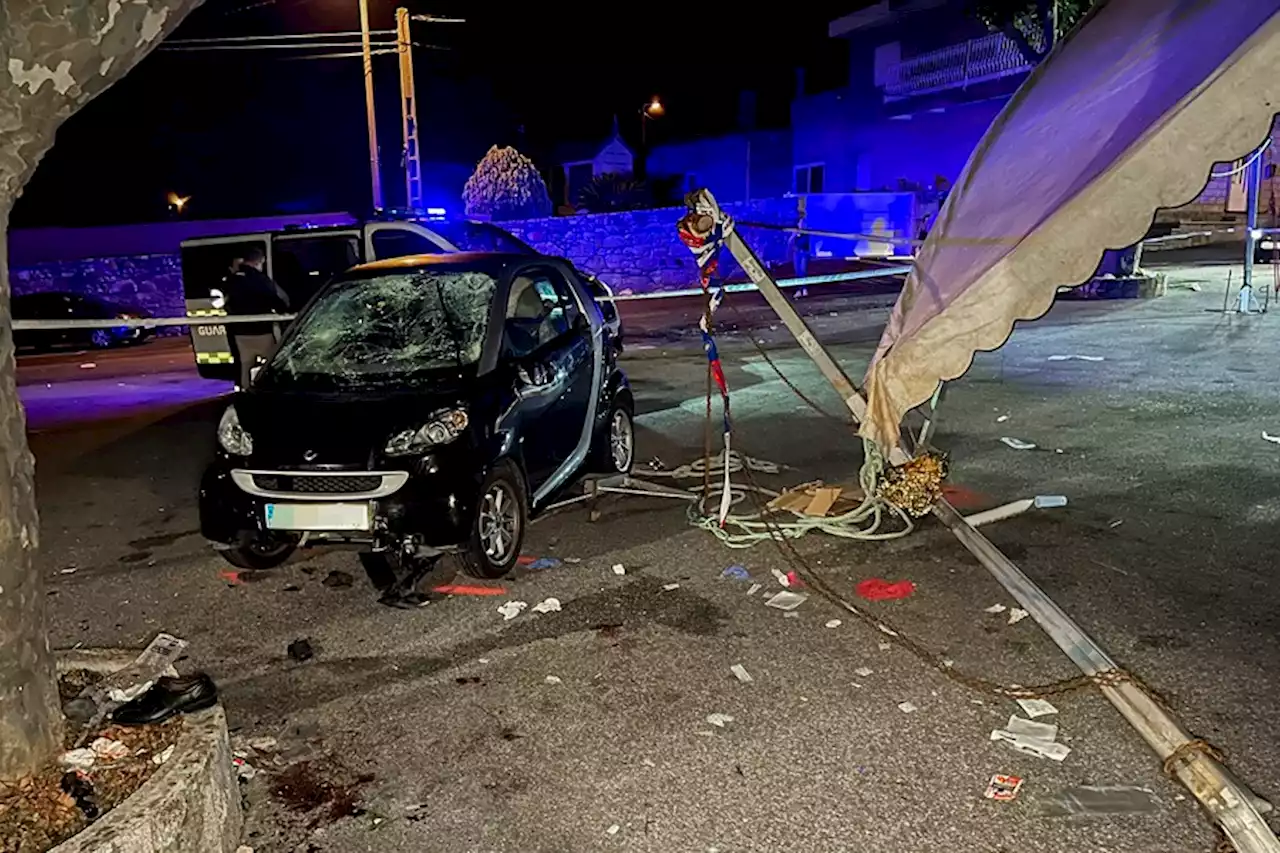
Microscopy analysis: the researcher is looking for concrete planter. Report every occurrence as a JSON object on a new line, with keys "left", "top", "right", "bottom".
{"left": 51, "top": 650, "right": 242, "bottom": 853}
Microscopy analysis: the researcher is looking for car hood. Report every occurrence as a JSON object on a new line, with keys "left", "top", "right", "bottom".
{"left": 235, "top": 388, "right": 470, "bottom": 468}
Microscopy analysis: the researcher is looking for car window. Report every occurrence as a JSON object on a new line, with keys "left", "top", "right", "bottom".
{"left": 504, "top": 269, "right": 582, "bottom": 359}
{"left": 370, "top": 227, "right": 450, "bottom": 260}
{"left": 273, "top": 234, "right": 361, "bottom": 308}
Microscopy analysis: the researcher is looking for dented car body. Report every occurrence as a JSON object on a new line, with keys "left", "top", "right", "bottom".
{"left": 199, "top": 252, "right": 633, "bottom": 578}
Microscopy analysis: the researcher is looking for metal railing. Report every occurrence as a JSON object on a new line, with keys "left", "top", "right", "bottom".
{"left": 883, "top": 33, "right": 1033, "bottom": 100}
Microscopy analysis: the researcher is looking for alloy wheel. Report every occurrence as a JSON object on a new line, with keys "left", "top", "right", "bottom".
{"left": 478, "top": 481, "right": 519, "bottom": 563}
{"left": 610, "top": 409, "right": 634, "bottom": 473}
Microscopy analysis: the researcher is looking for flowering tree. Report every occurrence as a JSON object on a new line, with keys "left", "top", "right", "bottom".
{"left": 0, "top": 0, "right": 203, "bottom": 780}
{"left": 462, "top": 145, "right": 552, "bottom": 221}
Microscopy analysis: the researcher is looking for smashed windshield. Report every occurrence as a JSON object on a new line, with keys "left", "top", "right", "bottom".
{"left": 266, "top": 270, "right": 495, "bottom": 387}
{"left": 430, "top": 221, "right": 535, "bottom": 254}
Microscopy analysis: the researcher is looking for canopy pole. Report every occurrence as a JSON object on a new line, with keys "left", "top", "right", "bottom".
{"left": 707, "top": 191, "right": 1279, "bottom": 852}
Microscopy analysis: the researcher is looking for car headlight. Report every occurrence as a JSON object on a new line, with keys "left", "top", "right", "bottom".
{"left": 384, "top": 409, "right": 469, "bottom": 456}
{"left": 217, "top": 405, "right": 253, "bottom": 456}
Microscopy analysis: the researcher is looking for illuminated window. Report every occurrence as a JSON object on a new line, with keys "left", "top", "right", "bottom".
{"left": 794, "top": 163, "right": 826, "bottom": 194}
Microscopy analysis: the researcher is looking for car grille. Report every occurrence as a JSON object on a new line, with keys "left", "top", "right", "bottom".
{"left": 252, "top": 474, "right": 384, "bottom": 495}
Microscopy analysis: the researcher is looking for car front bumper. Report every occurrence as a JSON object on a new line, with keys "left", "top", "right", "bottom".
{"left": 199, "top": 451, "right": 485, "bottom": 551}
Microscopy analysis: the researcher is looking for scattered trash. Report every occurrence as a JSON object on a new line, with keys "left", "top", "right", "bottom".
{"left": 1035, "top": 495, "right": 1068, "bottom": 508}
{"left": 79, "top": 362, "right": 97, "bottom": 370}
{"left": 877, "top": 642, "right": 892, "bottom": 651}
{"left": 606, "top": 824, "right": 621, "bottom": 836}
{"left": 497, "top": 601, "right": 528, "bottom": 621}
{"left": 825, "top": 619, "right": 842, "bottom": 629}
{"left": 771, "top": 568, "right": 791, "bottom": 587}
{"left": 784, "top": 570, "right": 805, "bottom": 588}
{"left": 531, "top": 597, "right": 562, "bottom": 614}
{"left": 1263, "top": 432, "right": 1280, "bottom": 446}
{"left": 152, "top": 743, "right": 176, "bottom": 766}
{"left": 1108, "top": 518, "right": 1125, "bottom": 529}
{"left": 985, "top": 603, "right": 1008, "bottom": 614}
{"left": 248, "top": 736, "right": 278, "bottom": 752}
{"left": 1007, "top": 608, "right": 1029, "bottom": 625}
{"left": 66, "top": 632, "right": 188, "bottom": 726}
{"left": 764, "top": 590, "right": 808, "bottom": 611}
{"left": 90, "top": 737, "right": 130, "bottom": 761}
{"left": 855, "top": 578, "right": 916, "bottom": 601}
{"left": 1047, "top": 354, "right": 1104, "bottom": 362}
{"left": 662, "top": 583, "right": 681, "bottom": 591}
{"left": 853, "top": 667, "right": 874, "bottom": 678}
{"left": 60, "top": 566, "right": 78, "bottom": 575}
{"left": 730, "top": 664, "right": 753, "bottom": 684}
{"left": 897, "top": 702, "right": 918, "bottom": 714}
{"left": 1005, "top": 715, "right": 1058, "bottom": 742}
{"left": 984, "top": 774, "right": 1025, "bottom": 802}
{"left": 1016, "top": 697, "right": 1059, "bottom": 718}
{"left": 1040, "top": 785, "right": 1159, "bottom": 817}
{"left": 612, "top": 563, "right": 626, "bottom": 576}
{"left": 768, "top": 483, "right": 857, "bottom": 518}
{"left": 432, "top": 584, "right": 507, "bottom": 596}
{"left": 746, "top": 583, "right": 762, "bottom": 596}
{"left": 287, "top": 638, "right": 315, "bottom": 663}
{"left": 232, "top": 755, "right": 256, "bottom": 780}
{"left": 705, "top": 713, "right": 735, "bottom": 728}
{"left": 782, "top": 612, "right": 799, "bottom": 619}
{"left": 322, "top": 570, "right": 355, "bottom": 589}
{"left": 721, "top": 565, "right": 750, "bottom": 581}
{"left": 219, "top": 569, "right": 245, "bottom": 586}
{"left": 60, "top": 748, "right": 97, "bottom": 771}
{"left": 522, "top": 557, "right": 562, "bottom": 570}
{"left": 236, "top": 846, "right": 256, "bottom": 853}
{"left": 1000, "top": 437, "right": 1038, "bottom": 451}
{"left": 991, "top": 727, "right": 1071, "bottom": 762}
{"left": 61, "top": 770, "right": 99, "bottom": 819}
{"left": 544, "top": 675, "right": 563, "bottom": 685}
{"left": 996, "top": 414, "right": 1010, "bottom": 423}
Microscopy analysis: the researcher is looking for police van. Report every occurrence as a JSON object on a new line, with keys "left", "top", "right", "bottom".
{"left": 181, "top": 215, "right": 620, "bottom": 381}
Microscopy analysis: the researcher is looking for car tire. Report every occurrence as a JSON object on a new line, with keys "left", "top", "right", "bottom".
{"left": 89, "top": 329, "right": 114, "bottom": 349}
{"left": 457, "top": 460, "right": 527, "bottom": 580}
{"left": 219, "top": 532, "right": 297, "bottom": 571}
{"left": 589, "top": 397, "right": 635, "bottom": 475}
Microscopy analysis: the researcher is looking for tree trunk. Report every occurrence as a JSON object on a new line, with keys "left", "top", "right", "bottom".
{"left": 0, "top": 0, "right": 202, "bottom": 781}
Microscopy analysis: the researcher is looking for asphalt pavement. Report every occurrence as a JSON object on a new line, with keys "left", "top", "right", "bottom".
{"left": 23, "top": 261, "right": 1280, "bottom": 852}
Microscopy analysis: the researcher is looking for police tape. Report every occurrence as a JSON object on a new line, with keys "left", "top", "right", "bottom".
{"left": 6, "top": 266, "right": 914, "bottom": 332}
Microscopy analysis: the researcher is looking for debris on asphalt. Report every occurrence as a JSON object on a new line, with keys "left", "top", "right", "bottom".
{"left": 544, "top": 675, "right": 563, "bottom": 685}
{"left": 60, "top": 566, "right": 78, "bottom": 575}
{"left": 152, "top": 744, "right": 176, "bottom": 766}
{"left": 432, "top": 584, "right": 507, "bottom": 596}
{"left": 233, "top": 755, "right": 257, "bottom": 781}
{"left": 746, "top": 583, "right": 762, "bottom": 596}
{"left": 783, "top": 612, "right": 800, "bottom": 619}
{"left": 721, "top": 565, "right": 750, "bottom": 581}
{"left": 497, "top": 601, "right": 528, "bottom": 621}
{"left": 1047, "top": 354, "right": 1104, "bottom": 362}
{"left": 662, "top": 583, "right": 680, "bottom": 591}
{"left": 768, "top": 483, "right": 851, "bottom": 517}
{"left": 60, "top": 748, "right": 97, "bottom": 770}
{"left": 984, "top": 774, "right": 1025, "bottom": 802}
{"left": 730, "top": 664, "right": 753, "bottom": 683}
{"left": 612, "top": 563, "right": 626, "bottom": 576}
{"left": 219, "top": 569, "right": 245, "bottom": 586}
{"left": 1035, "top": 495, "right": 1069, "bottom": 509}
{"left": 531, "top": 597, "right": 562, "bottom": 614}
{"left": 771, "top": 568, "right": 791, "bottom": 587}
{"left": 990, "top": 721, "right": 1071, "bottom": 762}
{"left": 996, "top": 414, "right": 1010, "bottom": 423}
{"left": 785, "top": 570, "right": 805, "bottom": 588}
{"left": 79, "top": 362, "right": 97, "bottom": 370}
{"left": 855, "top": 578, "right": 916, "bottom": 601}
{"left": 606, "top": 824, "right": 621, "bottom": 836}
{"left": 897, "top": 702, "right": 918, "bottom": 714}
{"left": 89, "top": 737, "right": 130, "bottom": 762}
{"left": 878, "top": 642, "right": 892, "bottom": 651}
{"left": 1040, "top": 785, "right": 1160, "bottom": 817}
{"left": 854, "top": 667, "right": 874, "bottom": 677}
{"left": 825, "top": 619, "right": 842, "bottom": 628}
{"left": 1005, "top": 715, "right": 1058, "bottom": 741}
{"left": 61, "top": 770, "right": 99, "bottom": 819}
{"left": 1263, "top": 432, "right": 1280, "bottom": 445}
{"left": 1000, "top": 437, "right": 1038, "bottom": 450}
{"left": 1007, "top": 608, "right": 1029, "bottom": 625}
{"left": 287, "top": 639, "right": 315, "bottom": 663}
{"left": 705, "top": 713, "right": 734, "bottom": 728}
{"left": 248, "top": 736, "right": 278, "bottom": 752}
{"left": 985, "top": 603, "right": 1008, "bottom": 614}
{"left": 322, "top": 570, "right": 355, "bottom": 589}
{"left": 1016, "top": 697, "right": 1059, "bottom": 718}
{"left": 764, "top": 590, "right": 808, "bottom": 611}
{"left": 517, "top": 556, "right": 562, "bottom": 570}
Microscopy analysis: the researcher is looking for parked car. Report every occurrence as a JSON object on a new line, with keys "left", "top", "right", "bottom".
{"left": 181, "top": 216, "right": 623, "bottom": 379}
{"left": 12, "top": 292, "right": 154, "bottom": 352}
{"left": 198, "top": 252, "right": 634, "bottom": 586}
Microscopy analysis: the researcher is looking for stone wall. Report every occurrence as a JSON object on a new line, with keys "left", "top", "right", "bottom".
{"left": 504, "top": 198, "right": 802, "bottom": 293}
{"left": 10, "top": 254, "right": 186, "bottom": 335}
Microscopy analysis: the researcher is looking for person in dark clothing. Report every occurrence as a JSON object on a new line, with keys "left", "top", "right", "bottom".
{"left": 226, "top": 246, "right": 290, "bottom": 387}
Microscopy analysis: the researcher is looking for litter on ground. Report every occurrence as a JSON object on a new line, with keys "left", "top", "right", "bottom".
{"left": 606, "top": 824, "right": 621, "bottom": 836}
{"left": 721, "top": 565, "right": 750, "bottom": 581}
{"left": 1040, "top": 785, "right": 1160, "bottom": 817}
{"left": 854, "top": 667, "right": 874, "bottom": 677}
{"left": 1000, "top": 437, "right": 1038, "bottom": 450}
{"left": 1005, "top": 715, "right": 1058, "bottom": 741}
{"left": 985, "top": 603, "right": 1007, "bottom": 614}
{"left": 984, "top": 774, "right": 1025, "bottom": 801}
{"left": 433, "top": 584, "right": 507, "bottom": 596}
{"left": 730, "top": 664, "right": 753, "bottom": 683}
{"left": 662, "top": 583, "right": 680, "bottom": 591}
{"left": 705, "top": 713, "right": 735, "bottom": 728}
{"left": 746, "top": 583, "right": 762, "bottom": 596}
{"left": 764, "top": 590, "right": 808, "bottom": 611}
{"left": 544, "top": 675, "right": 563, "bottom": 685}
{"left": 1007, "top": 608, "right": 1030, "bottom": 625}
{"left": 1263, "top": 432, "right": 1280, "bottom": 446}
{"left": 1047, "top": 354, "right": 1104, "bottom": 362}
{"left": 878, "top": 642, "right": 892, "bottom": 651}
{"left": 90, "top": 737, "right": 130, "bottom": 761}
{"left": 825, "top": 619, "right": 842, "bottom": 629}
{"left": 531, "top": 597, "right": 562, "bottom": 614}
{"left": 855, "top": 578, "right": 916, "bottom": 601}
{"left": 497, "top": 601, "right": 528, "bottom": 621}
{"left": 897, "top": 702, "right": 918, "bottom": 714}
{"left": 1016, "top": 697, "right": 1059, "bottom": 718}
{"left": 611, "top": 563, "right": 626, "bottom": 576}
{"left": 991, "top": 727, "right": 1071, "bottom": 762}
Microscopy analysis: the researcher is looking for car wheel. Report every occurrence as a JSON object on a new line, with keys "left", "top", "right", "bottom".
{"left": 458, "top": 460, "right": 527, "bottom": 579}
{"left": 219, "top": 532, "right": 297, "bottom": 571}
{"left": 590, "top": 397, "right": 635, "bottom": 475}
{"left": 89, "top": 329, "right": 114, "bottom": 349}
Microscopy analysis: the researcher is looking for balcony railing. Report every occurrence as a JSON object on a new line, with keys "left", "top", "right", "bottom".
{"left": 883, "top": 33, "right": 1033, "bottom": 100}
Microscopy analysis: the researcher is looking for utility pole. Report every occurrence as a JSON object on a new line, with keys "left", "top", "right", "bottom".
{"left": 359, "top": 0, "right": 384, "bottom": 211}
{"left": 395, "top": 7, "right": 422, "bottom": 212}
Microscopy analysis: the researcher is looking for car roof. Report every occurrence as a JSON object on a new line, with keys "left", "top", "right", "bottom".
{"left": 347, "top": 251, "right": 540, "bottom": 276}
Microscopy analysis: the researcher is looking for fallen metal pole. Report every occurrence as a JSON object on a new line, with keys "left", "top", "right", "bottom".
{"left": 695, "top": 189, "right": 1280, "bottom": 851}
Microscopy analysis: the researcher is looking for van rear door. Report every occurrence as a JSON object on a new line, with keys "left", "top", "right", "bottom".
{"left": 181, "top": 234, "right": 271, "bottom": 381}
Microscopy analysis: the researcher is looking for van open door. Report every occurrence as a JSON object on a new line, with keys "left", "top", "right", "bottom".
{"left": 181, "top": 234, "right": 271, "bottom": 382}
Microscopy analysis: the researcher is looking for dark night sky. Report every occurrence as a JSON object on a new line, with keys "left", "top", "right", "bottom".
{"left": 13, "top": 0, "right": 855, "bottom": 228}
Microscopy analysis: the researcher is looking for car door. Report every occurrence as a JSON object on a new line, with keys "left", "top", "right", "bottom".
{"left": 502, "top": 266, "right": 594, "bottom": 491}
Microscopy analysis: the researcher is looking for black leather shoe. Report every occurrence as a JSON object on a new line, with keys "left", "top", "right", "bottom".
{"left": 112, "top": 673, "right": 218, "bottom": 726}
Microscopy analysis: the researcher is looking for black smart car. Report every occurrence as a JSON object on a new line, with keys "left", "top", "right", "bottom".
{"left": 199, "top": 252, "right": 634, "bottom": 588}
{"left": 13, "top": 292, "right": 155, "bottom": 352}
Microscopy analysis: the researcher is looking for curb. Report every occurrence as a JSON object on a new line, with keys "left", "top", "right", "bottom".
{"left": 51, "top": 650, "right": 242, "bottom": 853}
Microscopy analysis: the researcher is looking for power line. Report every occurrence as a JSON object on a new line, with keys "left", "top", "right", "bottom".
{"left": 160, "top": 40, "right": 398, "bottom": 51}
{"left": 165, "top": 30, "right": 393, "bottom": 45}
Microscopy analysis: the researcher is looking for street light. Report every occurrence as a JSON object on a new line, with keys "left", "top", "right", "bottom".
{"left": 167, "top": 191, "right": 190, "bottom": 215}
{"left": 640, "top": 97, "right": 663, "bottom": 146}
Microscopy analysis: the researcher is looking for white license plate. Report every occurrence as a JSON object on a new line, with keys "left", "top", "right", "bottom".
{"left": 265, "top": 502, "right": 370, "bottom": 531}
